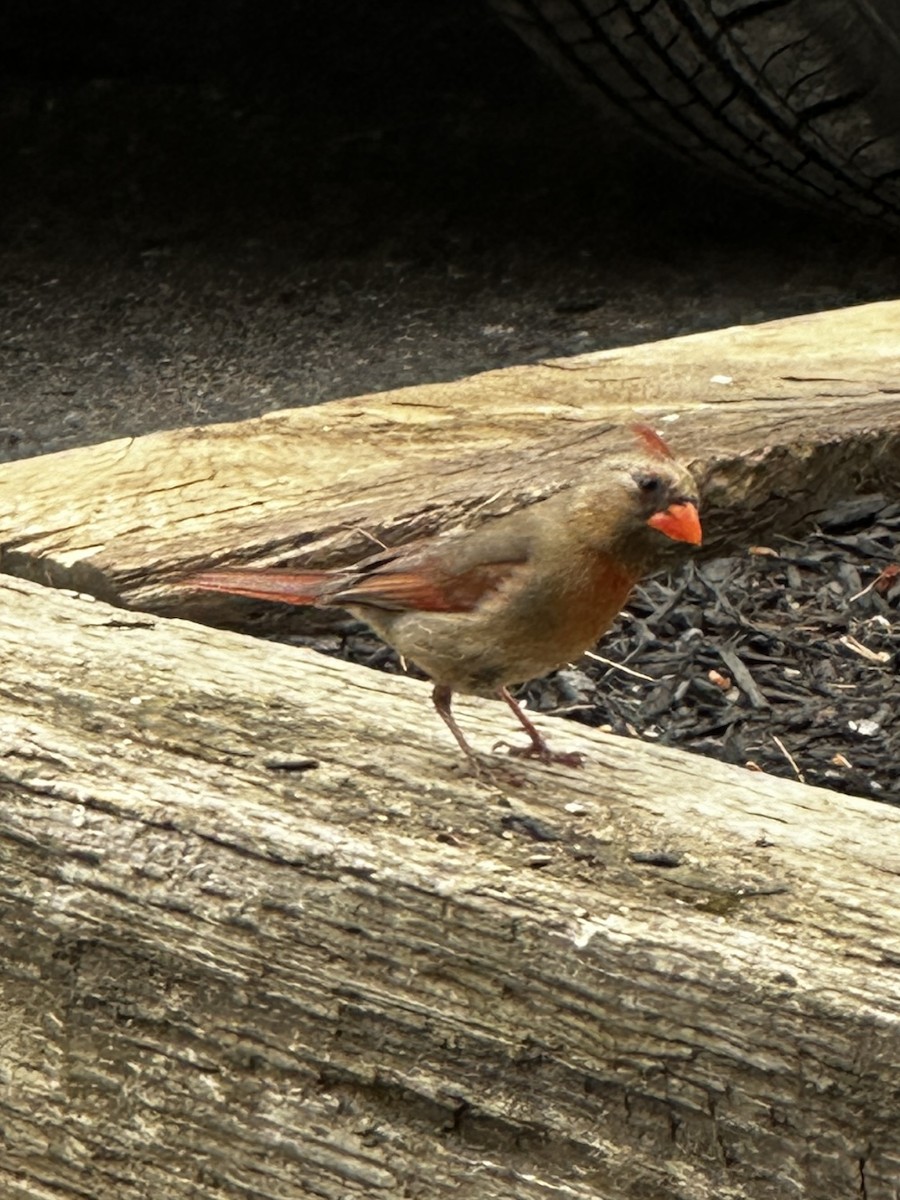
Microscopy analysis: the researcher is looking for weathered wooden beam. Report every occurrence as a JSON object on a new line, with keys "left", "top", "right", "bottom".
{"left": 1, "top": 575, "right": 898, "bottom": 1199}
{"left": 0, "top": 302, "right": 898, "bottom": 626}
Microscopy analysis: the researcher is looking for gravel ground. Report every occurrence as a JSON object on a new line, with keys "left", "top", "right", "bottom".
{"left": 1, "top": 1, "right": 898, "bottom": 802}
{"left": 2, "top": 0, "right": 899, "bottom": 463}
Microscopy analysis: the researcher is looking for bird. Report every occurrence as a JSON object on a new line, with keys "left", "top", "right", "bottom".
{"left": 180, "top": 425, "right": 701, "bottom": 772}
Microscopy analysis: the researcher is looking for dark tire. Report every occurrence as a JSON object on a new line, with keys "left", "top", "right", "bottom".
{"left": 489, "top": 0, "right": 900, "bottom": 222}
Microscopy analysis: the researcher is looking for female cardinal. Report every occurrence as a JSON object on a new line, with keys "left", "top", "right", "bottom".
{"left": 182, "top": 426, "right": 701, "bottom": 770}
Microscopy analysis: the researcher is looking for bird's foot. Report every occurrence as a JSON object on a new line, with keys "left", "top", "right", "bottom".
{"left": 451, "top": 752, "right": 527, "bottom": 789}
{"left": 494, "top": 739, "right": 585, "bottom": 769}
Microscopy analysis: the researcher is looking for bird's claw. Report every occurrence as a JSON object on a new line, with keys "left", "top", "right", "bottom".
{"left": 451, "top": 750, "right": 527, "bottom": 789}
{"left": 494, "top": 739, "right": 585, "bottom": 769}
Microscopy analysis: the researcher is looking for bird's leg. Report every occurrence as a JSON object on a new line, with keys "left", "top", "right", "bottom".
{"left": 432, "top": 684, "right": 529, "bottom": 787}
{"left": 431, "top": 684, "right": 482, "bottom": 768}
{"left": 496, "top": 686, "right": 585, "bottom": 768}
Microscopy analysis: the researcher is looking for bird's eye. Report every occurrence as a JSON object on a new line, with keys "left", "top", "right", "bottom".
{"left": 636, "top": 474, "right": 662, "bottom": 493}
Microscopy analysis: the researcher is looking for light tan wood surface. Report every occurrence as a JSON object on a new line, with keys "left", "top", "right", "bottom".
{"left": 1, "top": 575, "right": 898, "bottom": 1199}
{"left": 1, "top": 302, "right": 898, "bottom": 624}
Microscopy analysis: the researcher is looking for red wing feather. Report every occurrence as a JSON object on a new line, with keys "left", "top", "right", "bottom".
{"left": 332, "top": 560, "right": 523, "bottom": 613}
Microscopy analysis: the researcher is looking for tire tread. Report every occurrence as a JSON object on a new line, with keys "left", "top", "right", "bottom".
{"left": 491, "top": 0, "right": 900, "bottom": 220}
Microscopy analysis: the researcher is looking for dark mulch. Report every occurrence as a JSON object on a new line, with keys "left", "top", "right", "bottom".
{"left": 521, "top": 496, "right": 899, "bottom": 804}
{"left": 289, "top": 495, "right": 899, "bottom": 805}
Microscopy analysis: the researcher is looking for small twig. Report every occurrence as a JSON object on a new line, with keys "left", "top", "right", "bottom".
{"left": 838, "top": 634, "right": 891, "bottom": 664}
{"left": 541, "top": 703, "right": 597, "bottom": 716}
{"left": 848, "top": 564, "right": 899, "bottom": 602}
{"left": 583, "top": 651, "right": 655, "bottom": 682}
{"left": 848, "top": 578, "right": 877, "bottom": 603}
{"left": 772, "top": 735, "right": 805, "bottom": 784}
{"left": 463, "top": 489, "right": 507, "bottom": 520}
{"left": 352, "top": 527, "right": 390, "bottom": 551}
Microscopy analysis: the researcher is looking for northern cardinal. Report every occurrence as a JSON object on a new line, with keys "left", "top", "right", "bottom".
{"left": 181, "top": 426, "right": 701, "bottom": 770}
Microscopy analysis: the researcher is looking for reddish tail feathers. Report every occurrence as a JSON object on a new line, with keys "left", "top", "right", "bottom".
{"left": 182, "top": 569, "right": 330, "bottom": 606}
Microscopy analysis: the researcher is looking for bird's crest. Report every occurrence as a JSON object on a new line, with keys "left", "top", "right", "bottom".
{"left": 632, "top": 423, "right": 675, "bottom": 461}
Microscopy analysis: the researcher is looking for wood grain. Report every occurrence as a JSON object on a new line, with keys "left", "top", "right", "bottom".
{"left": 1, "top": 575, "right": 899, "bottom": 1199}
{"left": 0, "top": 301, "right": 898, "bottom": 627}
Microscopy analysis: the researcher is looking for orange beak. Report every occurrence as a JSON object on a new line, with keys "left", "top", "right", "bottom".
{"left": 646, "top": 501, "right": 702, "bottom": 546}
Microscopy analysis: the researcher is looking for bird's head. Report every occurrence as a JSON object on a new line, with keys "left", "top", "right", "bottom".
{"left": 572, "top": 424, "right": 702, "bottom": 571}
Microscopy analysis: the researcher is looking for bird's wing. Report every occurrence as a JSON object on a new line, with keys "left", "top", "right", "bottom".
{"left": 183, "top": 519, "right": 536, "bottom": 614}
{"left": 320, "top": 522, "right": 536, "bottom": 612}
{"left": 327, "top": 557, "right": 527, "bottom": 612}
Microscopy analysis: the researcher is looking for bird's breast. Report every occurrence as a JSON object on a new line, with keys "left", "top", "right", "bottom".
{"left": 524, "top": 550, "right": 637, "bottom": 664}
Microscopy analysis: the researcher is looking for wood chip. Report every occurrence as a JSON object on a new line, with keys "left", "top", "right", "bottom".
{"left": 718, "top": 646, "right": 770, "bottom": 710}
